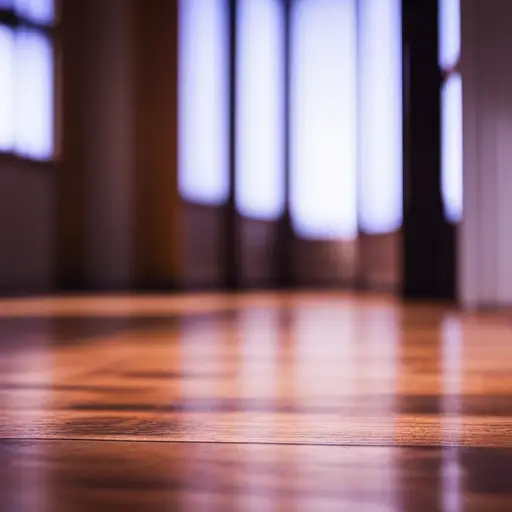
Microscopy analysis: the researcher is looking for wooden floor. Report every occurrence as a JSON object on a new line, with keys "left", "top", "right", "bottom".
{"left": 0, "top": 292, "right": 511, "bottom": 511}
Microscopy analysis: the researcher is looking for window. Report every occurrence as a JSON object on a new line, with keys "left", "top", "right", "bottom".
{"left": 290, "top": 0, "right": 402, "bottom": 239}
{"left": 0, "top": 0, "right": 54, "bottom": 160}
{"left": 178, "top": 0, "right": 404, "bottom": 238}
{"left": 439, "top": 0, "right": 462, "bottom": 223}
{"left": 236, "top": 0, "right": 285, "bottom": 220}
{"left": 290, "top": 0, "right": 358, "bottom": 240}
{"left": 178, "top": 0, "right": 230, "bottom": 205}
{"left": 14, "top": 0, "right": 54, "bottom": 26}
{"left": 0, "top": 25, "right": 14, "bottom": 150}
{"left": 441, "top": 73, "right": 462, "bottom": 224}
{"left": 439, "top": 0, "right": 460, "bottom": 72}
{"left": 358, "top": 0, "right": 402, "bottom": 234}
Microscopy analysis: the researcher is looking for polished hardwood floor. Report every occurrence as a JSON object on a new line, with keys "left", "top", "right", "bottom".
{"left": 0, "top": 292, "right": 511, "bottom": 511}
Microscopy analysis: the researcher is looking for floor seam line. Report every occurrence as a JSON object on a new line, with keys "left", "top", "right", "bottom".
{"left": 0, "top": 437, "right": 490, "bottom": 449}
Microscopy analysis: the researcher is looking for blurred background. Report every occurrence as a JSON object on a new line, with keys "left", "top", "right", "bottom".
{"left": 0, "top": 0, "right": 507, "bottom": 309}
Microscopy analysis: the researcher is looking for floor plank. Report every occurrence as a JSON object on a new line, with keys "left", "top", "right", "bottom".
{"left": 0, "top": 439, "right": 511, "bottom": 512}
{"left": 0, "top": 292, "right": 511, "bottom": 509}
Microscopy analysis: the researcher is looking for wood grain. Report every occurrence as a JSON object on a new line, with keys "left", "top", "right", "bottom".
{"left": 0, "top": 292, "right": 511, "bottom": 510}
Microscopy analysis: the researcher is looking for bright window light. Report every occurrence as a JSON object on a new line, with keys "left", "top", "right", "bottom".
{"left": 358, "top": 0, "right": 402, "bottom": 234}
{"left": 440, "top": 0, "right": 462, "bottom": 223}
{"left": 290, "top": 0, "right": 358, "bottom": 240}
{"left": 441, "top": 73, "right": 463, "bottom": 224}
{"left": 14, "top": 0, "right": 54, "bottom": 25}
{"left": 439, "top": 0, "right": 460, "bottom": 71}
{"left": 0, "top": 26, "right": 14, "bottom": 151}
{"left": 13, "top": 28, "right": 53, "bottom": 160}
{"left": 178, "top": 0, "right": 230, "bottom": 205}
{"left": 236, "top": 0, "right": 285, "bottom": 220}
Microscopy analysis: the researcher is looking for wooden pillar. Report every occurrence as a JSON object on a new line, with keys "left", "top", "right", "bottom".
{"left": 132, "top": 0, "right": 180, "bottom": 290}
{"left": 401, "top": 0, "right": 455, "bottom": 300}
{"left": 57, "top": 0, "right": 88, "bottom": 289}
{"left": 59, "top": 0, "right": 137, "bottom": 291}
{"left": 58, "top": 0, "right": 181, "bottom": 291}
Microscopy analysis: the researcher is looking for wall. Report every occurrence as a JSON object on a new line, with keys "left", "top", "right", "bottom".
{"left": 293, "top": 239, "right": 357, "bottom": 287}
{"left": 180, "top": 203, "right": 225, "bottom": 289}
{"left": 180, "top": 210, "right": 281, "bottom": 291}
{"left": 459, "top": 0, "right": 512, "bottom": 308}
{"left": 181, "top": 212, "right": 400, "bottom": 291}
{"left": 0, "top": 157, "right": 53, "bottom": 293}
{"left": 239, "top": 218, "right": 280, "bottom": 288}
{"left": 358, "top": 232, "right": 401, "bottom": 291}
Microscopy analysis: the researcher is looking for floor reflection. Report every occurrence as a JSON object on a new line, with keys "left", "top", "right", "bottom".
{"left": 440, "top": 316, "right": 463, "bottom": 512}
{"left": 0, "top": 293, "right": 511, "bottom": 510}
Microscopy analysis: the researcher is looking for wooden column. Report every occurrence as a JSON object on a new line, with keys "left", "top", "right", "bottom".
{"left": 58, "top": 0, "right": 181, "bottom": 291}
{"left": 133, "top": 0, "right": 181, "bottom": 290}
{"left": 401, "top": 0, "right": 455, "bottom": 300}
{"left": 57, "top": 0, "right": 88, "bottom": 289}
{"left": 59, "top": 0, "right": 136, "bottom": 291}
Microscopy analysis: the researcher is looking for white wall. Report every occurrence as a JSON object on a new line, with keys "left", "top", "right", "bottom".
{"left": 460, "top": 0, "right": 512, "bottom": 308}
